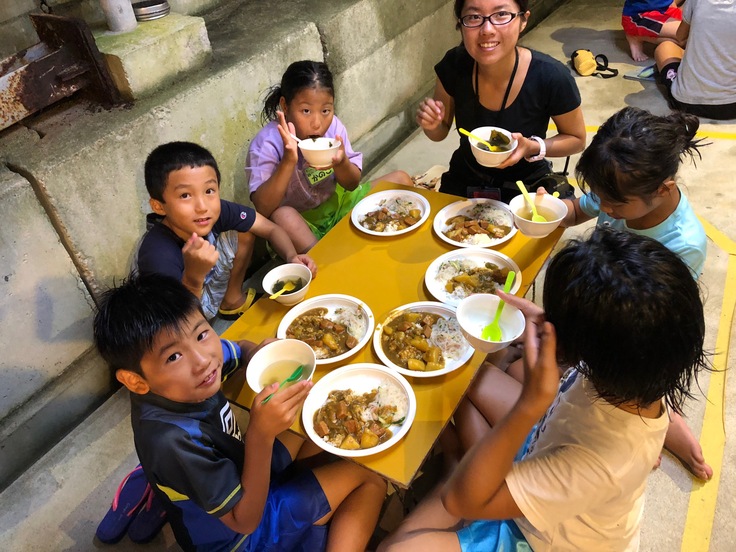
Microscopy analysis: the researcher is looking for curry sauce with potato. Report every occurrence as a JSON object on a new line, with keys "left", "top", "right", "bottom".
{"left": 286, "top": 308, "right": 360, "bottom": 359}
{"left": 381, "top": 311, "right": 446, "bottom": 372}
{"left": 313, "top": 388, "right": 402, "bottom": 450}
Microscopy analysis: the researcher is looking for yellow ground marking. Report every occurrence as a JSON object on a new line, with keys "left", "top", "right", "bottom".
{"left": 680, "top": 251, "right": 735, "bottom": 551}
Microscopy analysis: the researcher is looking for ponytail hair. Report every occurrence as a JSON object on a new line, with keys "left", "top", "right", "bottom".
{"left": 260, "top": 60, "right": 335, "bottom": 125}
{"left": 575, "top": 106, "right": 706, "bottom": 202}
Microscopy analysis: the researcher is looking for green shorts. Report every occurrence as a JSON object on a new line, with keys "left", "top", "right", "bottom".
{"left": 301, "top": 183, "right": 371, "bottom": 240}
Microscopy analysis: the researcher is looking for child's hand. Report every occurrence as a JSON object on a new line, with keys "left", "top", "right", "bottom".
{"left": 330, "top": 136, "right": 346, "bottom": 168}
{"left": 496, "top": 290, "right": 545, "bottom": 326}
{"left": 249, "top": 380, "right": 312, "bottom": 440}
{"left": 519, "top": 321, "right": 560, "bottom": 417}
{"left": 416, "top": 98, "right": 446, "bottom": 131}
{"left": 289, "top": 254, "right": 317, "bottom": 277}
{"left": 182, "top": 233, "right": 218, "bottom": 283}
{"left": 276, "top": 111, "right": 299, "bottom": 165}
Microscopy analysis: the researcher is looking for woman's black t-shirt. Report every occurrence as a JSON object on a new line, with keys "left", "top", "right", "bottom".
{"left": 435, "top": 45, "right": 581, "bottom": 198}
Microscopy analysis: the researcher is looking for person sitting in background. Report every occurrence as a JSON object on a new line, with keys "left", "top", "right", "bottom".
{"left": 416, "top": 0, "right": 585, "bottom": 202}
{"left": 655, "top": 0, "right": 736, "bottom": 120}
{"left": 621, "top": 0, "right": 684, "bottom": 62}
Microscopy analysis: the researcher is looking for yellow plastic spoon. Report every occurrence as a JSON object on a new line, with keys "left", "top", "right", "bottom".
{"left": 515, "top": 180, "right": 547, "bottom": 223}
{"left": 269, "top": 280, "right": 296, "bottom": 300}
{"left": 458, "top": 128, "right": 493, "bottom": 150}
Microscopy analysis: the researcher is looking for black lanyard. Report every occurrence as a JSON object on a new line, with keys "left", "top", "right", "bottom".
{"left": 473, "top": 46, "right": 519, "bottom": 125}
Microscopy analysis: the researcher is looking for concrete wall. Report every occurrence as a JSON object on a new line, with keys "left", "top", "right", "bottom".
{"left": 0, "top": 0, "right": 566, "bottom": 490}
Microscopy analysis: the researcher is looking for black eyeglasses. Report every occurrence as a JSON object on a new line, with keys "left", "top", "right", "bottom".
{"left": 459, "top": 11, "right": 524, "bottom": 28}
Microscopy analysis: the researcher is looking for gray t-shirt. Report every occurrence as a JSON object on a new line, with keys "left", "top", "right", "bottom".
{"left": 672, "top": 0, "right": 736, "bottom": 106}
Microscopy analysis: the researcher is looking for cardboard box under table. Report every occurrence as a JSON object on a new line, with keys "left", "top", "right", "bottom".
{"left": 222, "top": 182, "right": 563, "bottom": 488}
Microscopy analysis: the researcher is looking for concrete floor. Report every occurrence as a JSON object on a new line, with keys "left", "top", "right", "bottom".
{"left": 2, "top": 0, "right": 734, "bottom": 550}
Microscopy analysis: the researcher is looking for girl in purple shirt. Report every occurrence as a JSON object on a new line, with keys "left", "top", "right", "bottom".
{"left": 246, "top": 60, "right": 411, "bottom": 252}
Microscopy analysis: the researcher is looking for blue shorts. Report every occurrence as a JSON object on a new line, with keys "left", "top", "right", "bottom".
{"left": 242, "top": 440, "right": 331, "bottom": 552}
{"left": 456, "top": 428, "right": 536, "bottom": 551}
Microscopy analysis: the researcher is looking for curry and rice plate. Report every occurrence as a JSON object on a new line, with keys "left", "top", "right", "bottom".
{"left": 380, "top": 311, "right": 468, "bottom": 372}
{"left": 436, "top": 260, "right": 509, "bottom": 300}
{"left": 286, "top": 306, "right": 367, "bottom": 359}
{"left": 313, "top": 382, "right": 408, "bottom": 450}
{"left": 360, "top": 196, "right": 423, "bottom": 233}
{"left": 442, "top": 203, "right": 513, "bottom": 246}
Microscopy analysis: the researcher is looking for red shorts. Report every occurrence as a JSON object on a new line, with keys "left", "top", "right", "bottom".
{"left": 622, "top": 6, "right": 682, "bottom": 38}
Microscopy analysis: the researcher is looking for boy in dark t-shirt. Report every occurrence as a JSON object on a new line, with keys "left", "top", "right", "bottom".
{"left": 94, "top": 274, "right": 387, "bottom": 552}
{"left": 133, "top": 141, "right": 317, "bottom": 319}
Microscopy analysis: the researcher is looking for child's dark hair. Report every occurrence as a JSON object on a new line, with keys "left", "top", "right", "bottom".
{"left": 543, "top": 228, "right": 708, "bottom": 413}
{"left": 144, "top": 141, "right": 221, "bottom": 202}
{"left": 94, "top": 274, "right": 203, "bottom": 376}
{"left": 453, "top": 0, "right": 529, "bottom": 29}
{"left": 261, "top": 60, "right": 334, "bottom": 125}
{"left": 576, "top": 107, "right": 704, "bottom": 203}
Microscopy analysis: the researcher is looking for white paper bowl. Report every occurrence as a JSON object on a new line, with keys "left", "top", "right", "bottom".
{"left": 456, "top": 293, "right": 525, "bottom": 353}
{"left": 508, "top": 193, "right": 567, "bottom": 239}
{"left": 262, "top": 263, "right": 312, "bottom": 306}
{"left": 468, "top": 126, "right": 517, "bottom": 168}
{"left": 298, "top": 137, "right": 340, "bottom": 169}
{"left": 245, "top": 339, "right": 317, "bottom": 394}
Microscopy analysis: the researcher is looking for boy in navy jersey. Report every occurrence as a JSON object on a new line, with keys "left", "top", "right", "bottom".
{"left": 94, "top": 274, "right": 386, "bottom": 551}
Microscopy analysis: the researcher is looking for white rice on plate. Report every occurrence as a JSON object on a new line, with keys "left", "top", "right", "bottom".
{"left": 434, "top": 259, "right": 490, "bottom": 301}
{"left": 374, "top": 380, "right": 408, "bottom": 421}
{"left": 429, "top": 317, "right": 468, "bottom": 361}
{"left": 333, "top": 306, "right": 368, "bottom": 340}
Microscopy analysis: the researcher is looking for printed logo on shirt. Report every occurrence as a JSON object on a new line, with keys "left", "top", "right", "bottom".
{"left": 240, "top": 211, "right": 247, "bottom": 220}
{"left": 220, "top": 402, "right": 242, "bottom": 442}
{"left": 305, "top": 166, "right": 334, "bottom": 186}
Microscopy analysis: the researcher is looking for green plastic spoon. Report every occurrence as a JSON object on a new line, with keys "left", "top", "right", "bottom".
{"left": 261, "top": 364, "right": 304, "bottom": 404}
{"left": 481, "top": 271, "right": 516, "bottom": 341}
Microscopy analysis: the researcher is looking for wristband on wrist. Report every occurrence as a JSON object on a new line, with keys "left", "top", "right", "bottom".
{"left": 525, "top": 136, "right": 546, "bottom": 162}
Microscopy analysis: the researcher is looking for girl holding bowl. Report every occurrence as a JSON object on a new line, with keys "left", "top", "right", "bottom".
{"left": 417, "top": 0, "right": 586, "bottom": 202}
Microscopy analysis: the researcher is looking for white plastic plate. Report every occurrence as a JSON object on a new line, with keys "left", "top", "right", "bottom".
{"left": 302, "top": 363, "right": 416, "bottom": 457}
{"left": 351, "top": 190, "right": 431, "bottom": 237}
{"left": 424, "top": 248, "right": 522, "bottom": 307}
{"left": 373, "top": 301, "right": 473, "bottom": 378}
{"left": 433, "top": 198, "right": 516, "bottom": 248}
{"left": 276, "top": 294, "right": 375, "bottom": 365}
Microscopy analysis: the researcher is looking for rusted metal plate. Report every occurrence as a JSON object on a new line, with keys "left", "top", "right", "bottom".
{"left": 0, "top": 13, "right": 123, "bottom": 131}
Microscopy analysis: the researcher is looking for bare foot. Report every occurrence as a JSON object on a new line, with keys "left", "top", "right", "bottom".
{"left": 626, "top": 35, "right": 649, "bottom": 61}
{"left": 664, "top": 413, "right": 713, "bottom": 481}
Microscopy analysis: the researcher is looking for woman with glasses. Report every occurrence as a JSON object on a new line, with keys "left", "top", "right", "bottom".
{"left": 417, "top": 0, "right": 586, "bottom": 202}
